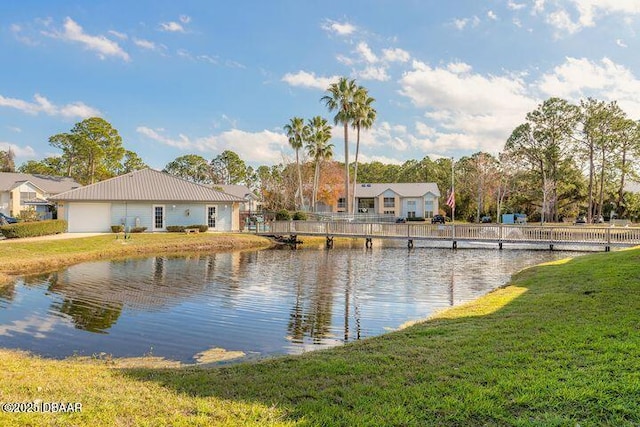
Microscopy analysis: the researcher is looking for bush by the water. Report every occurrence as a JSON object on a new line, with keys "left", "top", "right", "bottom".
{"left": 292, "top": 211, "right": 307, "bottom": 221}
{"left": 275, "top": 209, "right": 291, "bottom": 221}
{"left": 0, "top": 220, "right": 67, "bottom": 239}
{"left": 186, "top": 224, "right": 208, "bottom": 232}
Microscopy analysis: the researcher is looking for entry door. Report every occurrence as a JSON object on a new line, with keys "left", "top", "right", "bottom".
{"left": 207, "top": 206, "right": 216, "bottom": 229}
{"left": 153, "top": 205, "right": 165, "bottom": 230}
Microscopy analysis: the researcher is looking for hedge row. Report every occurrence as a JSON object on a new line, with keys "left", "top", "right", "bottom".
{"left": 0, "top": 220, "right": 67, "bottom": 239}
{"left": 166, "top": 224, "right": 208, "bottom": 233}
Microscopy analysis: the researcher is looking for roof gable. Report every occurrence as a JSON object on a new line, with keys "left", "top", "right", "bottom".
{"left": 0, "top": 173, "right": 80, "bottom": 193}
{"left": 50, "top": 169, "right": 245, "bottom": 202}
{"left": 354, "top": 183, "right": 441, "bottom": 198}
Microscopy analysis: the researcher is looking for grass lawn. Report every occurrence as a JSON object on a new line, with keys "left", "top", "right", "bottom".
{"left": 0, "top": 241, "right": 639, "bottom": 426}
{"left": 0, "top": 232, "right": 273, "bottom": 285}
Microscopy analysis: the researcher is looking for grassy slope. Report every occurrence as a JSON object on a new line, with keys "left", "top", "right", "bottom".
{"left": 0, "top": 245, "right": 639, "bottom": 426}
{"left": 0, "top": 233, "right": 273, "bottom": 284}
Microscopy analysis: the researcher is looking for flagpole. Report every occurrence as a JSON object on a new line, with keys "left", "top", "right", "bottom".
{"left": 451, "top": 157, "right": 455, "bottom": 242}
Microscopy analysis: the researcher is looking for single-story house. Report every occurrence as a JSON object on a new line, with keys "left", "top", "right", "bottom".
{"left": 50, "top": 169, "right": 244, "bottom": 233}
{"left": 0, "top": 173, "right": 81, "bottom": 219}
{"left": 337, "top": 183, "right": 441, "bottom": 219}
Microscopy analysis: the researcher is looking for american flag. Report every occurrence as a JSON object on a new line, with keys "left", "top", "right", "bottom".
{"left": 446, "top": 189, "right": 455, "bottom": 209}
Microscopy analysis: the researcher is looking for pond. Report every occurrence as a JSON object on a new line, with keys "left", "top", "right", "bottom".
{"left": 0, "top": 245, "right": 581, "bottom": 364}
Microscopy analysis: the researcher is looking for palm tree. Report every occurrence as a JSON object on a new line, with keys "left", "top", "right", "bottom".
{"left": 284, "top": 117, "right": 308, "bottom": 210}
{"left": 321, "top": 77, "right": 358, "bottom": 214}
{"left": 306, "top": 116, "right": 334, "bottom": 211}
{"left": 351, "top": 86, "right": 376, "bottom": 214}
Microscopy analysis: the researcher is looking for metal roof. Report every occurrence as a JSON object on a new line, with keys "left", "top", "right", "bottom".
{"left": 50, "top": 169, "right": 244, "bottom": 202}
{"left": 0, "top": 173, "right": 80, "bottom": 194}
{"left": 353, "top": 183, "right": 441, "bottom": 198}
{"left": 214, "top": 184, "right": 258, "bottom": 200}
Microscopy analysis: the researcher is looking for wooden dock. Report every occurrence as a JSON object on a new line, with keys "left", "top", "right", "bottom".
{"left": 256, "top": 221, "right": 640, "bottom": 251}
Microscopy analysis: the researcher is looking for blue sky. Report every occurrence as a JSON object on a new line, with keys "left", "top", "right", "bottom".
{"left": 2, "top": 0, "right": 640, "bottom": 170}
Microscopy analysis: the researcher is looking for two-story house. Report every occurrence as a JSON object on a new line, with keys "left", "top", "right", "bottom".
{"left": 337, "top": 183, "right": 441, "bottom": 219}
{"left": 0, "top": 173, "right": 81, "bottom": 219}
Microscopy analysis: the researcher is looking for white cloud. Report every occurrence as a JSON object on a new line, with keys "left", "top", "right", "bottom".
{"left": 160, "top": 21, "right": 185, "bottom": 33}
{"left": 543, "top": 1, "right": 640, "bottom": 35}
{"left": 398, "top": 60, "right": 537, "bottom": 153}
{"left": 507, "top": 1, "right": 526, "bottom": 11}
{"left": 616, "top": 39, "right": 628, "bottom": 48}
{"left": 382, "top": 48, "right": 410, "bottom": 63}
{"left": 0, "top": 142, "right": 36, "bottom": 158}
{"left": 136, "top": 127, "right": 288, "bottom": 164}
{"left": 108, "top": 30, "right": 128, "bottom": 40}
{"left": 134, "top": 38, "right": 159, "bottom": 51}
{"left": 357, "top": 66, "right": 390, "bottom": 81}
{"left": 532, "top": 0, "right": 546, "bottom": 14}
{"left": 452, "top": 16, "right": 480, "bottom": 30}
{"left": 10, "top": 23, "right": 39, "bottom": 46}
{"left": 321, "top": 19, "right": 356, "bottom": 36}
{"left": 282, "top": 71, "right": 340, "bottom": 90}
{"left": 356, "top": 42, "right": 378, "bottom": 63}
{"left": 44, "top": 17, "right": 130, "bottom": 61}
{"left": 537, "top": 57, "right": 640, "bottom": 117}
{"left": 0, "top": 93, "right": 100, "bottom": 119}
{"left": 487, "top": 10, "right": 498, "bottom": 20}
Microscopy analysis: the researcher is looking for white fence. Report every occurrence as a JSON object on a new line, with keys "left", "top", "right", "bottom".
{"left": 256, "top": 221, "right": 640, "bottom": 249}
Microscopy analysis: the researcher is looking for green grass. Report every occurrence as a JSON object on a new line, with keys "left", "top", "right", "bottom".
{"left": 1, "top": 244, "right": 639, "bottom": 425}
{"left": 0, "top": 233, "right": 273, "bottom": 284}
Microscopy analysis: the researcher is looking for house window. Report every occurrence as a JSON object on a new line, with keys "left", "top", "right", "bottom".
{"left": 337, "top": 198, "right": 346, "bottom": 208}
{"left": 407, "top": 200, "right": 416, "bottom": 207}
{"left": 20, "top": 192, "right": 36, "bottom": 204}
{"left": 425, "top": 200, "right": 434, "bottom": 218}
{"left": 384, "top": 210, "right": 395, "bottom": 215}
{"left": 384, "top": 197, "right": 395, "bottom": 208}
{"left": 407, "top": 211, "right": 416, "bottom": 218}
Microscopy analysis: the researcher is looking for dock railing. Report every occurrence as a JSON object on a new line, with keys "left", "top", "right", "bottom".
{"left": 256, "top": 221, "right": 640, "bottom": 250}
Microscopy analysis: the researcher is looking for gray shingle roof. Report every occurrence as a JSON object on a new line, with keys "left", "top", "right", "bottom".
{"left": 50, "top": 169, "right": 244, "bottom": 202}
{"left": 0, "top": 173, "right": 81, "bottom": 194}
{"left": 354, "top": 183, "right": 441, "bottom": 198}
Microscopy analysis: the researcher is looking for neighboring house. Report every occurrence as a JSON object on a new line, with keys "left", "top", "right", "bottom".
{"left": 214, "top": 184, "right": 259, "bottom": 212}
{"left": 50, "top": 169, "right": 244, "bottom": 233}
{"left": 0, "top": 173, "right": 81, "bottom": 219}
{"left": 337, "top": 183, "right": 441, "bottom": 219}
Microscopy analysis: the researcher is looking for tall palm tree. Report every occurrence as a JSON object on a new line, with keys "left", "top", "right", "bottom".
{"left": 284, "top": 116, "right": 308, "bottom": 210}
{"left": 306, "top": 116, "right": 334, "bottom": 211}
{"left": 351, "top": 86, "right": 376, "bottom": 214}
{"left": 321, "top": 77, "right": 358, "bottom": 214}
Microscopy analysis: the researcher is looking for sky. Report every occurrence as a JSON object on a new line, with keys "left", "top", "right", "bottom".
{"left": 2, "top": 0, "right": 640, "bottom": 171}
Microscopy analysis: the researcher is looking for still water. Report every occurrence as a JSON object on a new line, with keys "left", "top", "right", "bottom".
{"left": 0, "top": 246, "right": 581, "bottom": 363}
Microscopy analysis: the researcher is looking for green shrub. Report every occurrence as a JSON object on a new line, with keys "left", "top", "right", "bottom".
{"left": 111, "top": 225, "right": 125, "bottom": 233}
{"left": 0, "top": 220, "right": 67, "bottom": 239}
{"left": 292, "top": 211, "right": 307, "bottom": 221}
{"left": 186, "top": 224, "right": 208, "bottom": 232}
{"left": 130, "top": 227, "right": 147, "bottom": 233}
{"left": 166, "top": 225, "right": 186, "bottom": 232}
{"left": 406, "top": 217, "right": 425, "bottom": 222}
{"left": 275, "top": 209, "right": 291, "bottom": 221}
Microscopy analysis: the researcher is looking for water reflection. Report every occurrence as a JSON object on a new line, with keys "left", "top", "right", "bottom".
{"left": 0, "top": 247, "right": 582, "bottom": 362}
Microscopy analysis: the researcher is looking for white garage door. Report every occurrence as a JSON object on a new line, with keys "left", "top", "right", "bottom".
{"left": 67, "top": 203, "right": 112, "bottom": 232}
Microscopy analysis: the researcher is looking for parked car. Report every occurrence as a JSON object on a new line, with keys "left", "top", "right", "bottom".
{"left": 0, "top": 213, "right": 18, "bottom": 224}
{"left": 481, "top": 216, "right": 492, "bottom": 223}
{"left": 575, "top": 215, "right": 587, "bottom": 224}
{"left": 431, "top": 214, "right": 446, "bottom": 224}
{"left": 593, "top": 215, "right": 604, "bottom": 224}
{"left": 395, "top": 217, "right": 406, "bottom": 223}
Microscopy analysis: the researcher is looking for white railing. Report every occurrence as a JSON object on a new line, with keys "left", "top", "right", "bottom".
{"left": 257, "top": 221, "right": 640, "bottom": 247}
